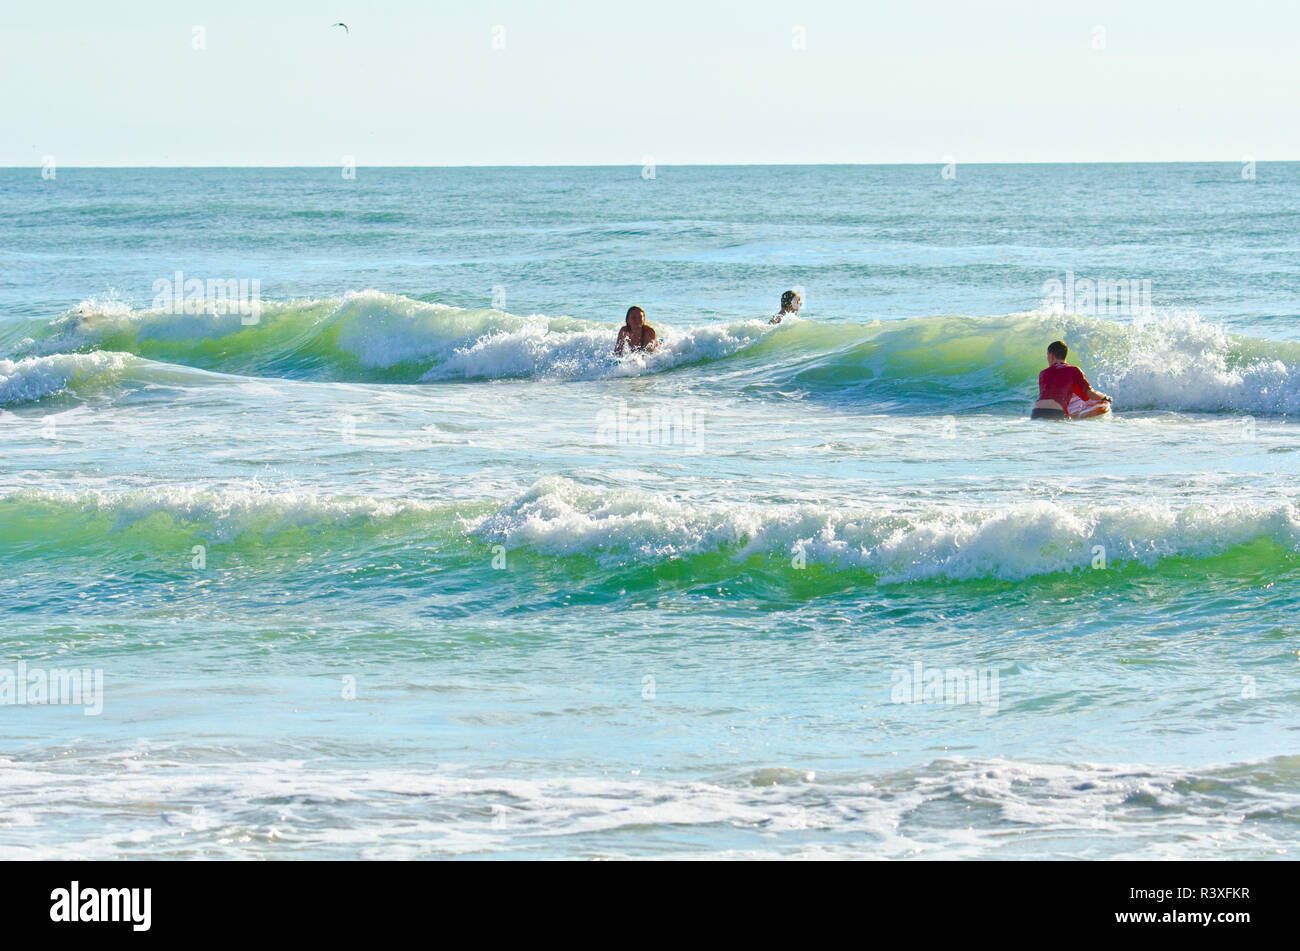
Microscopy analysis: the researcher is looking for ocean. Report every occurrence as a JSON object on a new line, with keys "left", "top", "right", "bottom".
{"left": 1, "top": 163, "right": 1298, "bottom": 859}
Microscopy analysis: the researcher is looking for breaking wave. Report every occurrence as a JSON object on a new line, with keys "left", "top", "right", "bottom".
{"left": 4, "top": 292, "right": 1298, "bottom": 414}
{"left": 3, "top": 478, "right": 1297, "bottom": 586}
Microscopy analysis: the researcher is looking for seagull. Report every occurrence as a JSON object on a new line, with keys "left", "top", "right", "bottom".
{"left": 332, "top": 22, "right": 349, "bottom": 34}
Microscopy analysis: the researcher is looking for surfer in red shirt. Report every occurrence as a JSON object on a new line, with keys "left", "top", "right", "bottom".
{"left": 1031, "top": 340, "right": 1111, "bottom": 420}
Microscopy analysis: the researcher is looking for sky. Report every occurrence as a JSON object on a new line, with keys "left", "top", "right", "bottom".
{"left": 2, "top": 0, "right": 1298, "bottom": 166}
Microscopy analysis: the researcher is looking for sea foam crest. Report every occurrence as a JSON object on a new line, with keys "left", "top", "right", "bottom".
{"left": 2, "top": 478, "right": 1297, "bottom": 581}
{"left": 0, "top": 352, "right": 132, "bottom": 405}
{"left": 468, "top": 477, "right": 1300, "bottom": 581}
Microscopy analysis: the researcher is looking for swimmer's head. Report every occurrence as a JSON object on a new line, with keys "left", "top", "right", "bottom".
{"left": 1047, "top": 340, "right": 1068, "bottom": 363}
{"left": 626, "top": 306, "right": 646, "bottom": 328}
{"left": 781, "top": 290, "right": 801, "bottom": 314}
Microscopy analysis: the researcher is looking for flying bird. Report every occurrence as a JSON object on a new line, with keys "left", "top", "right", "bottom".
{"left": 332, "top": 22, "right": 349, "bottom": 34}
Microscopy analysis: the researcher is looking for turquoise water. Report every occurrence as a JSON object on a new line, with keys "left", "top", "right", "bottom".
{"left": 2, "top": 165, "right": 1299, "bottom": 859}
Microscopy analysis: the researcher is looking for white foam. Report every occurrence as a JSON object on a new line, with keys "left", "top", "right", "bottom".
{"left": 3, "top": 748, "right": 1295, "bottom": 859}
{"left": 331, "top": 291, "right": 528, "bottom": 369}
{"left": 1067, "top": 311, "right": 1300, "bottom": 414}
{"left": 470, "top": 476, "right": 1300, "bottom": 581}
{"left": 426, "top": 317, "right": 774, "bottom": 381}
{"left": 0, "top": 351, "right": 132, "bottom": 405}
{"left": 5, "top": 478, "right": 1297, "bottom": 579}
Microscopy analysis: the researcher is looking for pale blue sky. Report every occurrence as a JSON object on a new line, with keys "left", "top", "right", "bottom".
{"left": 3, "top": 0, "right": 1297, "bottom": 165}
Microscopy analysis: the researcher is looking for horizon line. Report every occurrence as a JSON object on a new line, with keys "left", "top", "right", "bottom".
{"left": 2, "top": 159, "right": 1295, "bottom": 170}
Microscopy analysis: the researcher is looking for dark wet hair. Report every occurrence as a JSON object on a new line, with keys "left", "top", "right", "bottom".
{"left": 781, "top": 290, "right": 800, "bottom": 310}
{"left": 1048, "top": 340, "right": 1068, "bottom": 360}
{"left": 626, "top": 306, "right": 645, "bottom": 322}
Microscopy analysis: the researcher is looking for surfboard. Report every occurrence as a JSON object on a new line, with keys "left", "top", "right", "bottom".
{"left": 1068, "top": 396, "right": 1111, "bottom": 419}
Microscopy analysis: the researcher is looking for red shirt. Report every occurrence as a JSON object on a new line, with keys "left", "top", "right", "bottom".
{"left": 1038, "top": 362, "right": 1093, "bottom": 411}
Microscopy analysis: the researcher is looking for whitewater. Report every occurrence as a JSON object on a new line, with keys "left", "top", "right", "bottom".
{"left": 5, "top": 291, "right": 1300, "bottom": 414}
{"left": 2, "top": 164, "right": 1299, "bottom": 859}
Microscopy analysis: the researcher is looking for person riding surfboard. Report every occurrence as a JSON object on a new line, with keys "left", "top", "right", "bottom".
{"left": 1031, "top": 340, "right": 1111, "bottom": 420}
